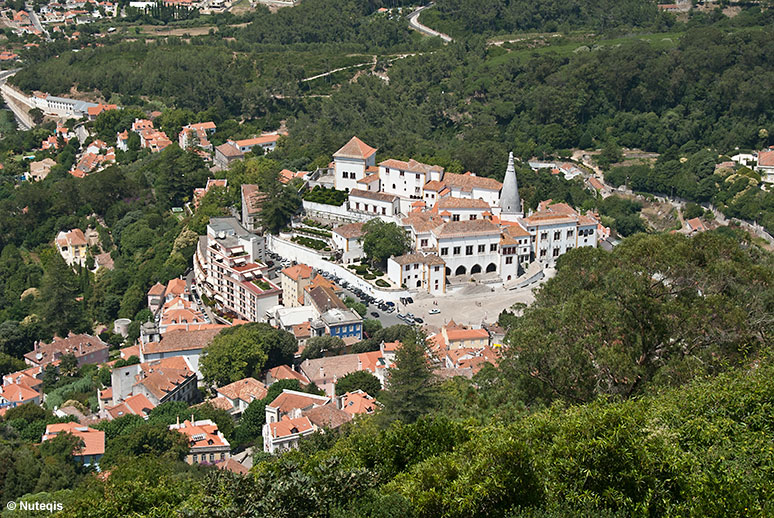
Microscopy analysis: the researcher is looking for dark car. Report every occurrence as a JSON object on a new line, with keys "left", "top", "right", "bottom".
{"left": 413, "top": 317, "right": 424, "bottom": 324}
{"left": 370, "top": 312, "right": 380, "bottom": 318}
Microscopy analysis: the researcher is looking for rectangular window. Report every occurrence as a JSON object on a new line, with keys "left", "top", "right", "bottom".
{"left": 421, "top": 239, "right": 428, "bottom": 247}
{"left": 470, "top": 215, "right": 477, "bottom": 220}
{"left": 382, "top": 207, "right": 386, "bottom": 215}
{"left": 540, "top": 249, "right": 547, "bottom": 257}
{"left": 554, "top": 231, "right": 561, "bottom": 240}
{"left": 541, "top": 232, "right": 548, "bottom": 240}
{"left": 567, "top": 230, "right": 574, "bottom": 238}
{"left": 441, "top": 247, "right": 448, "bottom": 256}
{"left": 490, "top": 243, "right": 497, "bottom": 252}
{"left": 453, "top": 246, "right": 461, "bottom": 255}
{"left": 478, "top": 244, "right": 485, "bottom": 253}
{"left": 553, "top": 248, "right": 560, "bottom": 257}
{"left": 506, "top": 256, "right": 513, "bottom": 264}
{"left": 434, "top": 266, "right": 440, "bottom": 272}
{"left": 414, "top": 264, "right": 419, "bottom": 270}
{"left": 405, "top": 265, "right": 411, "bottom": 271}
{"left": 452, "top": 214, "right": 460, "bottom": 221}
{"left": 466, "top": 246, "right": 473, "bottom": 255}
{"left": 209, "top": 453, "right": 215, "bottom": 462}
{"left": 355, "top": 202, "right": 360, "bottom": 210}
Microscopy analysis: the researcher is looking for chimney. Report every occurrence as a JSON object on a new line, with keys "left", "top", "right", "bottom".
{"left": 319, "top": 366, "right": 324, "bottom": 379}
{"left": 176, "top": 415, "right": 180, "bottom": 427}
{"left": 357, "top": 357, "right": 362, "bottom": 370}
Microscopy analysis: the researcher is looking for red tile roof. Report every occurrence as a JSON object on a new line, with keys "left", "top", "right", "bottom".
{"left": 43, "top": 423, "right": 105, "bottom": 457}
{"left": 268, "top": 416, "right": 314, "bottom": 439}
{"left": 217, "top": 377, "right": 267, "bottom": 403}
{"left": 267, "top": 365, "right": 310, "bottom": 385}
{"left": 333, "top": 136, "right": 377, "bottom": 160}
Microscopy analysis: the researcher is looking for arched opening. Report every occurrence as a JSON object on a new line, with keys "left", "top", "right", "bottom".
{"left": 416, "top": 280, "right": 422, "bottom": 288}
{"left": 486, "top": 263, "right": 497, "bottom": 273}
{"left": 445, "top": 267, "right": 451, "bottom": 276}
{"left": 471, "top": 264, "right": 482, "bottom": 274}
{"left": 455, "top": 265, "right": 467, "bottom": 276}
{"left": 507, "top": 275, "right": 512, "bottom": 281}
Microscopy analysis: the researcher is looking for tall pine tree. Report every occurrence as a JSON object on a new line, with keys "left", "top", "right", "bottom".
{"left": 39, "top": 253, "right": 83, "bottom": 337}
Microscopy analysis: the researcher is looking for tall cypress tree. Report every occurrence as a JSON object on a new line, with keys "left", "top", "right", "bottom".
{"left": 379, "top": 328, "right": 437, "bottom": 425}
{"left": 39, "top": 253, "right": 81, "bottom": 337}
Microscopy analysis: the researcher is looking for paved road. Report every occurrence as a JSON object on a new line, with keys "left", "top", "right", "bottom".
{"left": 25, "top": 5, "right": 50, "bottom": 40}
{"left": 407, "top": 3, "right": 453, "bottom": 43}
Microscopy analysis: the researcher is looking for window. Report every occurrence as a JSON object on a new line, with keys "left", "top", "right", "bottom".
{"left": 466, "top": 245, "right": 473, "bottom": 255}
{"left": 210, "top": 453, "right": 215, "bottom": 462}
{"left": 541, "top": 232, "right": 548, "bottom": 240}
{"left": 421, "top": 239, "right": 428, "bottom": 247}
{"left": 478, "top": 244, "right": 485, "bottom": 253}
{"left": 441, "top": 247, "right": 448, "bottom": 255}
{"left": 554, "top": 231, "right": 561, "bottom": 240}
{"left": 192, "top": 454, "right": 198, "bottom": 462}
{"left": 220, "top": 453, "right": 226, "bottom": 460}
{"left": 540, "top": 249, "right": 547, "bottom": 257}
{"left": 567, "top": 230, "right": 574, "bottom": 238}
{"left": 453, "top": 246, "right": 461, "bottom": 255}
{"left": 392, "top": 184, "right": 396, "bottom": 189}
{"left": 553, "top": 248, "right": 560, "bottom": 257}
{"left": 382, "top": 207, "right": 386, "bottom": 215}
{"left": 490, "top": 243, "right": 497, "bottom": 252}
{"left": 506, "top": 256, "right": 513, "bottom": 264}
{"left": 414, "top": 264, "right": 419, "bottom": 270}
{"left": 405, "top": 265, "right": 411, "bottom": 271}
{"left": 470, "top": 215, "right": 477, "bottom": 220}
{"left": 355, "top": 202, "right": 360, "bottom": 210}
{"left": 452, "top": 214, "right": 460, "bottom": 221}
{"left": 434, "top": 266, "right": 440, "bottom": 272}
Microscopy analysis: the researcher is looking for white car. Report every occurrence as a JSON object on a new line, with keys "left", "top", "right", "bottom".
{"left": 429, "top": 308, "right": 440, "bottom": 315}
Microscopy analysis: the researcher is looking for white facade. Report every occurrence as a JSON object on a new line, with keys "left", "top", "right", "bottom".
{"left": 193, "top": 218, "right": 278, "bottom": 322}
{"left": 387, "top": 254, "right": 446, "bottom": 294}
{"left": 333, "top": 136, "right": 377, "bottom": 191}
{"left": 348, "top": 189, "right": 400, "bottom": 217}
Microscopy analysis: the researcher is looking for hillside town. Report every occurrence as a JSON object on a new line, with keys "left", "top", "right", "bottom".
{"left": 1, "top": 0, "right": 773, "bottom": 514}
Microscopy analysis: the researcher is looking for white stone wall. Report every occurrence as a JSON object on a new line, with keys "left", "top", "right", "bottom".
{"left": 334, "top": 157, "right": 367, "bottom": 191}
{"left": 379, "top": 166, "right": 427, "bottom": 199}
{"left": 437, "top": 234, "right": 501, "bottom": 276}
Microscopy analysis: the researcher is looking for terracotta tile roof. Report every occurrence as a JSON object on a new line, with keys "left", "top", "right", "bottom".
{"left": 503, "top": 223, "right": 531, "bottom": 238}
{"left": 402, "top": 213, "right": 443, "bottom": 233}
{"left": 302, "top": 403, "right": 352, "bottom": 429}
{"left": 333, "top": 222, "right": 365, "bottom": 239}
{"left": 43, "top": 423, "right": 105, "bottom": 457}
{"left": 292, "top": 321, "right": 312, "bottom": 340}
{"left": 758, "top": 150, "right": 774, "bottom": 167}
{"left": 267, "top": 365, "right": 310, "bottom": 385}
{"left": 217, "top": 377, "right": 267, "bottom": 403}
{"left": 216, "top": 142, "right": 242, "bottom": 158}
{"left": 687, "top": 217, "right": 707, "bottom": 232}
{"left": 445, "top": 328, "right": 490, "bottom": 342}
{"left": 148, "top": 282, "right": 166, "bottom": 296}
{"left": 382, "top": 341, "right": 401, "bottom": 352}
{"left": 165, "top": 278, "right": 187, "bottom": 297}
{"left": 333, "top": 136, "right": 377, "bottom": 160}
{"left": 340, "top": 390, "right": 378, "bottom": 415}
{"left": 170, "top": 419, "right": 229, "bottom": 448}
{"left": 282, "top": 264, "right": 314, "bottom": 282}
{"left": 442, "top": 172, "right": 502, "bottom": 191}
{"left": 241, "top": 184, "right": 269, "bottom": 214}
{"left": 588, "top": 177, "right": 605, "bottom": 191}
{"left": 356, "top": 173, "right": 380, "bottom": 184}
{"left": 431, "top": 219, "right": 500, "bottom": 239}
{"left": 435, "top": 197, "right": 491, "bottom": 210}
{"left": 233, "top": 133, "right": 282, "bottom": 147}
{"left": 267, "top": 389, "right": 330, "bottom": 414}
{"left": 106, "top": 393, "right": 155, "bottom": 419}
{"left": 99, "top": 387, "right": 112, "bottom": 400}
{"left": 269, "top": 416, "right": 314, "bottom": 439}
{"left": 142, "top": 328, "right": 222, "bottom": 355}
{"left": 218, "top": 458, "right": 249, "bottom": 475}
{"left": 0, "top": 383, "right": 39, "bottom": 403}
{"left": 24, "top": 333, "right": 108, "bottom": 366}
{"left": 307, "top": 285, "right": 346, "bottom": 314}
{"left": 390, "top": 253, "right": 445, "bottom": 266}
{"left": 349, "top": 188, "right": 398, "bottom": 203}
{"left": 378, "top": 158, "right": 443, "bottom": 175}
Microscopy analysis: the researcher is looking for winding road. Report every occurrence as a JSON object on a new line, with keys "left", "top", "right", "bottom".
{"left": 407, "top": 3, "right": 453, "bottom": 43}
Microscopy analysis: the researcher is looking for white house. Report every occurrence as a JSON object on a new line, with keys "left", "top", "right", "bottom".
{"left": 387, "top": 253, "right": 446, "bottom": 294}
{"left": 754, "top": 149, "right": 774, "bottom": 183}
{"left": 333, "top": 136, "right": 377, "bottom": 191}
{"left": 331, "top": 222, "right": 364, "bottom": 264}
{"left": 348, "top": 189, "right": 400, "bottom": 218}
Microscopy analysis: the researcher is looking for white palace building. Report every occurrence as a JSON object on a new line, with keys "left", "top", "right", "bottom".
{"left": 314, "top": 137, "right": 605, "bottom": 294}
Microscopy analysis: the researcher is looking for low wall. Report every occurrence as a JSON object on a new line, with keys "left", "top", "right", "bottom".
{"left": 303, "top": 200, "right": 365, "bottom": 224}
{"left": 267, "top": 235, "right": 408, "bottom": 302}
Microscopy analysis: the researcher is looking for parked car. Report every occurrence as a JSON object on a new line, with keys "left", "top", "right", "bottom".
{"left": 370, "top": 312, "right": 380, "bottom": 318}
{"left": 386, "top": 301, "right": 395, "bottom": 307}
{"left": 406, "top": 297, "right": 414, "bottom": 304}
{"left": 429, "top": 308, "right": 440, "bottom": 315}
{"left": 413, "top": 317, "right": 424, "bottom": 324}
{"left": 385, "top": 306, "right": 395, "bottom": 313}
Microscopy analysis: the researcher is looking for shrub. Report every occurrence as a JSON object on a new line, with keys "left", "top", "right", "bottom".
{"left": 364, "top": 274, "right": 376, "bottom": 280}
{"left": 376, "top": 279, "right": 390, "bottom": 287}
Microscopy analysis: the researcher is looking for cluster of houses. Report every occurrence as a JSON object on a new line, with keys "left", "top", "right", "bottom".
{"left": 117, "top": 118, "right": 172, "bottom": 154}
{"left": 55, "top": 227, "right": 114, "bottom": 271}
